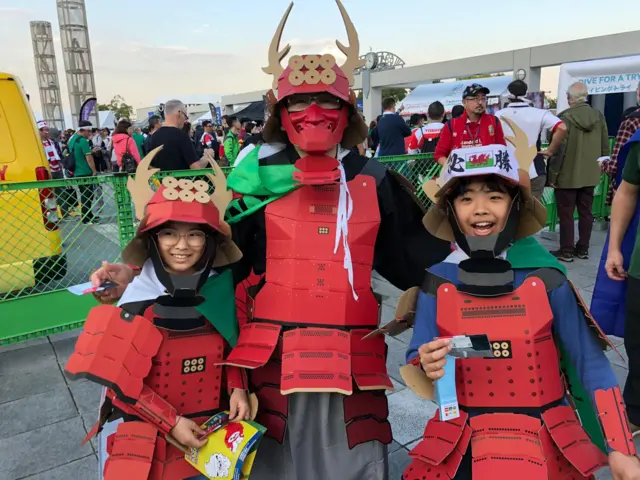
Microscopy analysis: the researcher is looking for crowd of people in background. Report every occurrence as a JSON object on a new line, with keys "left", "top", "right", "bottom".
{"left": 38, "top": 81, "right": 640, "bottom": 263}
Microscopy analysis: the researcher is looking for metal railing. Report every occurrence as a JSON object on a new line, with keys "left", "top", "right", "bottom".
{"left": 0, "top": 153, "right": 611, "bottom": 345}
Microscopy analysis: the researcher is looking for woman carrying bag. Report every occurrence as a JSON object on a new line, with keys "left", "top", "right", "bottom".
{"left": 112, "top": 119, "right": 141, "bottom": 173}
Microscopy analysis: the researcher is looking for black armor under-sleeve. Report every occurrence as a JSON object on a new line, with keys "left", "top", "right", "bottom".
{"left": 373, "top": 170, "right": 451, "bottom": 291}
{"left": 229, "top": 208, "right": 267, "bottom": 286}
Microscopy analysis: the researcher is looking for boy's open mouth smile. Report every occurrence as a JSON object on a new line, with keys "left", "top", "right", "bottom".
{"left": 471, "top": 221, "right": 495, "bottom": 236}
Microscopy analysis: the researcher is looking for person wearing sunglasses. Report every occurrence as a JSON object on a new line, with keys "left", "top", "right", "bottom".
{"left": 147, "top": 99, "right": 210, "bottom": 171}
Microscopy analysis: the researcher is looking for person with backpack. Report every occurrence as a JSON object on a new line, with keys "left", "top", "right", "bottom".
{"left": 112, "top": 119, "right": 141, "bottom": 173}
{"left": 407, "top": 101, "right": 446, "bottom": 154}
{"left": 434, "top": 83, "right": 506, "bottom": 164}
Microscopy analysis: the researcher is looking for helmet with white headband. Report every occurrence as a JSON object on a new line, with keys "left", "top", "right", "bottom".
{"left": 261, "top": 0, "right": 368, "bottom": 163}
{"left": 421, "top": 117, "right": 547, "bottom": 257}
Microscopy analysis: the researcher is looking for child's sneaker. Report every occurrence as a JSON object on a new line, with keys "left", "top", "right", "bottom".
{"left": 551, "top": 249, "right": 574, "bottom": 263}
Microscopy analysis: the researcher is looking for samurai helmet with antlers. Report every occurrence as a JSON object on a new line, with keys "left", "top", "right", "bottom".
{"left": 421, "top": 117, "right": 547, "bottom": 256}
{"left": 262, "top": 0, "right": 368, "bottom": 153}
{"left": 121, "top": 147, "right": 242, "bottom": 274}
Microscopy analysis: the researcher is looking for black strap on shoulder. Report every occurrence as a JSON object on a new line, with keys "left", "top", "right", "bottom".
{"left": 420, "top": 270, "right": 450, "bottom": 297}
{"left": 359, "top": 158, "right": 387, "bottom": 187}
{"left": 526, "top": 268, "right": 566, "bottom": 292}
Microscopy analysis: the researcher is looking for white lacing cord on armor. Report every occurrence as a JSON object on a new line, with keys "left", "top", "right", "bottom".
{"left": 334, "top": 162, "right": 358, "bottom": 301}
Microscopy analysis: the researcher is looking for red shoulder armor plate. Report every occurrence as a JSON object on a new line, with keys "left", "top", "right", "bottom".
{"left": 595, "top": 386, "right": 637, "bottom": 455}
{"left": 65, "top": 304, "right": 163, "bottom": 402}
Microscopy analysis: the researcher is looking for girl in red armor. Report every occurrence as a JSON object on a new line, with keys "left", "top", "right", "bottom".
{"left": 65, "top": 149, "right": 251, "bottom": 480}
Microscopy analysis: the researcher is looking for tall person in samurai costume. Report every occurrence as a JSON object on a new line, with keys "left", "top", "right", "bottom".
{"left": 64, "top": 148, "right": 253, "bottom": 480}
{"left": 372, "top": 119, "right": 640, "bottom": 479}
{"left": 219, "top": 1, "right": 450, "bottom": 478}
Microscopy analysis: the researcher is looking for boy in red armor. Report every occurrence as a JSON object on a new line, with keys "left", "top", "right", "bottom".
{"left": 392, "top": 121, "right": 640, "bottom": 478}
{"left": 65, "top": 148, "right": 251, "bottom": 479}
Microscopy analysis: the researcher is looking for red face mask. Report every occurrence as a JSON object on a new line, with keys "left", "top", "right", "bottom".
{"left": 280, "top": 103, "right": 349, "bottom": 154}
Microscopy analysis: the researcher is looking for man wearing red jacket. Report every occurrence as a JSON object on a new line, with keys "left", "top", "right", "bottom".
{"left": 435, "top": 83, "right": 506, "bottom": 164}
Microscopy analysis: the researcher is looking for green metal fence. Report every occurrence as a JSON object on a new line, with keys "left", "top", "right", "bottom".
{"left": 0, "top": 153, "right": 612, "bottom": 345}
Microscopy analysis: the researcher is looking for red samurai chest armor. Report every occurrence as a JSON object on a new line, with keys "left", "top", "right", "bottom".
{"left": 403, "top": 277, "right": 610, "bottom": 480}
{"left": 222, "top": 176, "right": 394, "bottom": 448}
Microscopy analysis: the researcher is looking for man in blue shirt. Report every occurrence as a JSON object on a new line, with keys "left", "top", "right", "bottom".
{"left": 376, "top": 97, "right": 411, "bottom": 156}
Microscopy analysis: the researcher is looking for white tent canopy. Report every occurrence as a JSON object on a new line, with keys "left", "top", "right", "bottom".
{"left": 98, "top": 111, "right": 116, "bottom": 129}
{"left": 556, "top": 55, "right": 640, "bottom": 112}
{"left": 399, "top": 76, "right": 513, "bottom": 116}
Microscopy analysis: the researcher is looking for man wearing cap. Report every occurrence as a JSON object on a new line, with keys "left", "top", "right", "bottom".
{"left": 67, "top": 121, "right": 98, "bottom": 224}
{"left": 434, "top": 83, "right": 506, "bottom": 165}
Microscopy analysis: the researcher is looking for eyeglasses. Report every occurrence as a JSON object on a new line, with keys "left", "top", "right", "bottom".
{"left": 286, "top": 93, "right": 343, "bottom": 112}
{"left": 465, "top": 96, "right": 487, "bottom": 103}
{"left": 157, "top": 229, "right": 207, "bottom": 247}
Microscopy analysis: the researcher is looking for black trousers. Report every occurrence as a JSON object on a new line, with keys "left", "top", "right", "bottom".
{"left": 624, "top": 275, "right": 640, "bottom": 425}
{"left": 77, "top": 181, "right": 96, "bottom": 223}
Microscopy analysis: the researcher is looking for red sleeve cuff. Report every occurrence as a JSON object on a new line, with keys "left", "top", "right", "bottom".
{"left": 551, "top": 121, "right": 563, "bottom": 133}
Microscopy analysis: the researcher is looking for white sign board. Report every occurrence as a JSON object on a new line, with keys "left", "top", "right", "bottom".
{"left": 557, "top": 55, "right": 640, "bottom": 112}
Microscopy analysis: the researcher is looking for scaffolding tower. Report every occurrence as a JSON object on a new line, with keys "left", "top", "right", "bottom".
{"left": 56, "top": 0, "right": 99, "bottom": 128}
{"left": 29, "top": 21, "right": 65, "bottom": 131}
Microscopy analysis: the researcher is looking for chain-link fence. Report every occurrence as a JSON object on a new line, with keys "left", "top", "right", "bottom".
{"left": 0, "top": 153, "right": 613, "bottom": 345}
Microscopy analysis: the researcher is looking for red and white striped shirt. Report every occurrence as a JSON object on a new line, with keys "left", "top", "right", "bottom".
{"left": 42, "top": 139, "right": 62, "bottom": 173}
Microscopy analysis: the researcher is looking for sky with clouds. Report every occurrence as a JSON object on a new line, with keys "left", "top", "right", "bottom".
{"left": 1, "top": 0, "right": 638, "bottom": 124}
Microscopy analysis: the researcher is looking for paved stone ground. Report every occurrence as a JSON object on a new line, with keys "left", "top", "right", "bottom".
{"left": 0, "top": 229, "right": 634, "bottom": 479}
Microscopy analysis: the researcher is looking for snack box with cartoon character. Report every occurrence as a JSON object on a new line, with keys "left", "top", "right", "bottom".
{"left": 185, "top": 412, "right": 267, "bottom": 480}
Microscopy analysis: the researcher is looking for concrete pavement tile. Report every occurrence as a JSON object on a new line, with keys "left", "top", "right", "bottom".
{"left": 81, "top": 414, "right": 99, "bottom": 454}
{"left": 69, "top": 381, "right": 102, "bottom": 415}
{"left": 595, "top": 466, "right": 613, "bottom": 479}
{"left": 386, "top": 377, "right": 406, "bottom": 396}
{"left": 605, "top": 344, "right": 628, "bottom": 369}
{"left": 51, "top": 337, "right": 79, "bottom": 370}
{"left": 608, "top": 335, "right": 624, "bottom": 347}
{"left": 405, "top": 438, "right": 421, "bottom": 450}
{"left": 578, "top": 288, "right": 593, "bottom": 305}
{"left": 47, "top": 328, "right": 82, "bottom": 343}
{"left": 612, "top": 363, "right": 628, "bottom": 391}
{"left": 386, "top": 335, "right": 407, "bottom": 353}
{"left": 0, "top": 387, "right": 76, "bottom": 439}
{"left": 0, "top": 417, "right": 93, "bottom": 479}
{"left": 0, "top": 337, "right": 49, "bottom": 354}
{"left": 0, "top": 342, "right": 65, "bottom": 404}
{"left": 387, "top": 388, "right": 435, "bottom": 446}
{"left": 19, "top": 455, "right": 98, "bottom": 480}
{"left": 386, "top": 348, "right": 408, "bottom": 385}
{"left": 389, "top": 440, "right": 403, "bottom": 454}
{"left": 395, "top": 328, "right": 414, "bottom": 345}
{"left": 567, "top": 271, "right": 595, "bottom": 290}
{"left": 380, "top": 303, "right": 395, "bottom": 324}
{"left": 371, "top": 274, "right": 403, "bottom": 299}
{"left": 389, "top": 446, "right": 412, "bottom": 479}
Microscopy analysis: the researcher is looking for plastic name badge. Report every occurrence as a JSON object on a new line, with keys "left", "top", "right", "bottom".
{"left": 185, "top": 412, "right": 267, "bottom": 480}
{"left": 434, "top": 354, "right": 460, "bottom": 421}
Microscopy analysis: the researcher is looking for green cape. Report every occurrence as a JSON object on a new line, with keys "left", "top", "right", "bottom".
{"left": 506, "top": 237, "right": 605, "bottom": 452}
{"left": 195, "top": 269, "right": 239, "bottom": 347}
{"left": 225, "top": 145, "right": 298, "bottom": 224}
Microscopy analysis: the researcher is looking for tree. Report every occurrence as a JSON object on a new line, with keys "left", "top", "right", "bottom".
{"left": 456, "top": 73, "right": 505, "bottom": 81}
{"left": 547, "top": 97, "right": 558, "bottom": 109}
{"left": 97, "top": 95, "right": 134, "bottom": 120}
{"left": 382, "top": 87, "right": 410, "bottom": 102}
